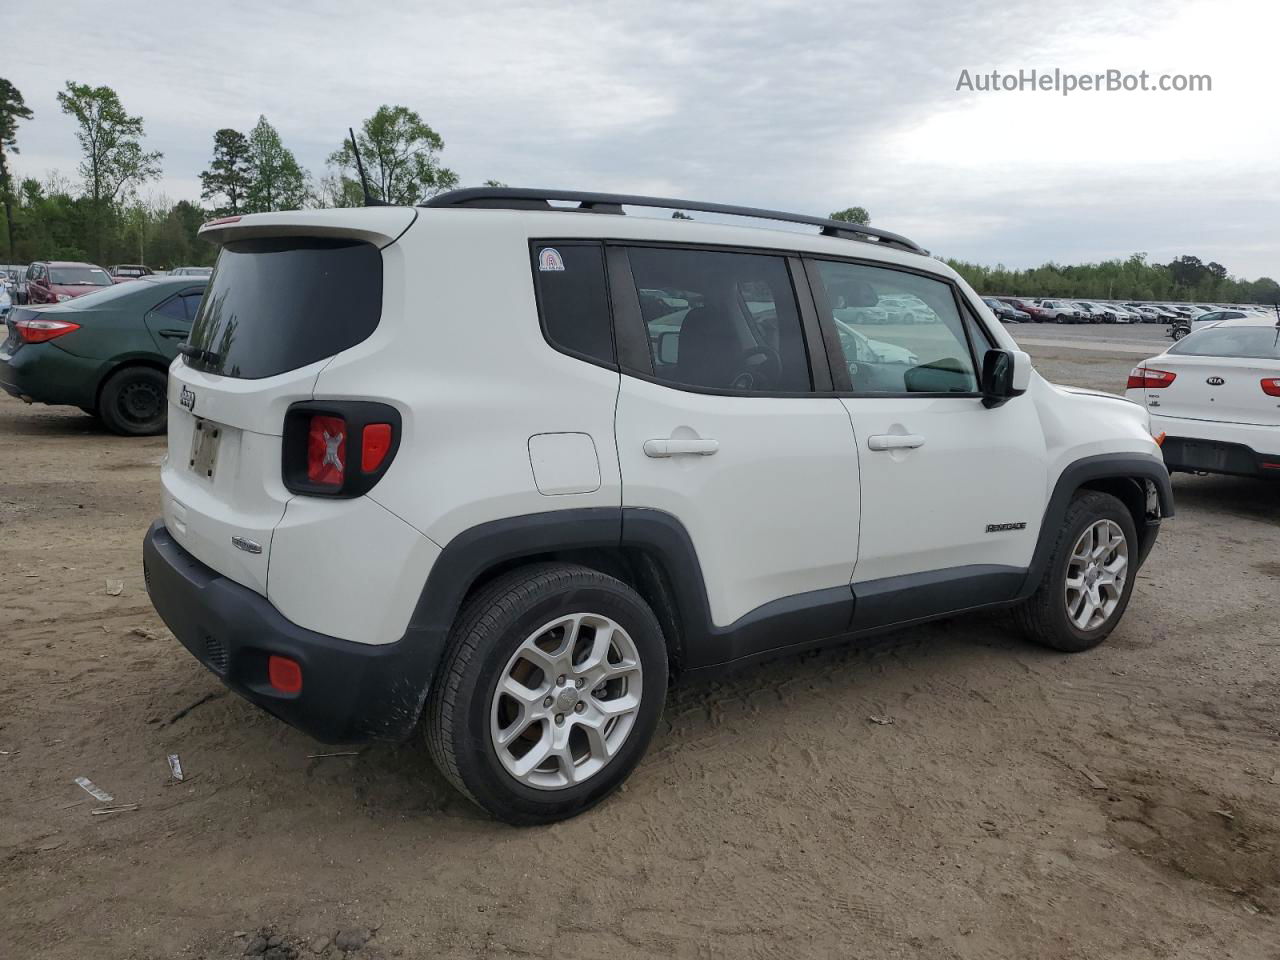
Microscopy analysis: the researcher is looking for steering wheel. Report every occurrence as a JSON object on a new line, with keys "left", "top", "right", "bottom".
{"left": 730, "top": 344, "right": 782, "bottom": 390}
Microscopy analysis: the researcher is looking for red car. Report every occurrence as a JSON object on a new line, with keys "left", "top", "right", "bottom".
{"left": 22, "top": 260, "right": 115, "bottom": 305}
{"left": 999, "top": 297, "right": 1046, "bottom": 322}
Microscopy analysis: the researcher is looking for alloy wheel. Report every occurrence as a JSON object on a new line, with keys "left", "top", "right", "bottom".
{"left": 1064, "top": 519, "right": 1129, "bottom": 631}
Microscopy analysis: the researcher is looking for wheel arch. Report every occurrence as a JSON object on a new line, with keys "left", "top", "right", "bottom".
{"left": 1020, "top": 453, "right": 1173, "bottom": 599}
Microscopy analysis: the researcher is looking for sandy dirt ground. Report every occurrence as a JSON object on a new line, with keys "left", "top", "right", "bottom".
{"left": 1, "top": 325, "right": 1277, "bottom": 959}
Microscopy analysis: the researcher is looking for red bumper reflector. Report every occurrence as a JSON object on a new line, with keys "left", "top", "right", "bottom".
{"left": 268, "top": 655, "right": 303, "bottom": 694}
{"left": 362, "top": 423, "right": 393, "bottom": 472}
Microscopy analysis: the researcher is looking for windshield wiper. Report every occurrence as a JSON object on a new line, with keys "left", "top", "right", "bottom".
{"left": 177, "top": 343, "right": 220, "bottom": 365}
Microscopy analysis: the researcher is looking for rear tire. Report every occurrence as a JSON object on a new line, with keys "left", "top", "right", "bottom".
{"left": 1013, "top": 491, "right": 1138, "bottom": 652}
{"left": 98, "top": 367, "right": 167, "bottom": 436}
{"left": 426, "top": 563, "right": 668, "bottom": 825}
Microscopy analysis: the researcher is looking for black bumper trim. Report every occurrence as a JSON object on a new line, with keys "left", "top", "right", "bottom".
{"left": 143, "top": 521, "right": 436, "bottom": 743}
{"left": 1161, "top": 436, "right": 1280, "bottom": 480}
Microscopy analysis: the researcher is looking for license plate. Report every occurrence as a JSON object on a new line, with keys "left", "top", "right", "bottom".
{"left": 1180, "top": 442, "right": 1229, "bottom": 471}
{"left": 189, "top": 418, "right": 222, "bottom": 480}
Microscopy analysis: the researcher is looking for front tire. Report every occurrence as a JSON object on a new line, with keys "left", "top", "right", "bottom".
{"left": 1013, "top": 491, "right": 1138, "bottom": 652}
{"left": 426, "top": 563, "right": 668, "bottom": 825}
{"left": 98, "top": 366, "right": 167, "bottom": 436}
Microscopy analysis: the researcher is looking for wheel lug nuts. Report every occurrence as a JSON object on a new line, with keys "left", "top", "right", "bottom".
{"left": 574, "top": 702, "right": 585, "bottom": 714}
{"left": 575, "top": 678, "right": 584, "bottom": 689}
{"left": 556, "top": 675, "right": 566, "bottom": 686}
{"left": 543, "top": 696, "right": 553, "bottom": 708}
{"left": 555, "top": 714, "right": 565, "bottom": 725}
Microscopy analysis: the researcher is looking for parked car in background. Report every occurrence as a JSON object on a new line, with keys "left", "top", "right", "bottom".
{"left": 1074, "top": 301, "right": 1117, "bottom": 323}
{"left": 0, "top": 282, "right": 10, "bottom": 319}
{"left": 0, "top": 275, "right": 207, "bottom": 435}
{"left": 22, "top": 261, "right": 115, "bottom": 305}
{"left": 110, "top": 264, "right": 155, "bottom": 280}
{"left": 168, "top": 265, "right": 213, "bottom": 277}
{"left": 1128, "top": 315, "right": 1280, "bottom": 479}
{"left": 1036, "top": 299, "right": 1084, "bottom": 324}
{"left": 983, "top": 297, "right": 1027, "bottom": 322}
{"left": 1168, "top": 308, "right": 1251, "bottom": 340}
{"left": 999, "top": 297, "right": 1046, "bottom": 321}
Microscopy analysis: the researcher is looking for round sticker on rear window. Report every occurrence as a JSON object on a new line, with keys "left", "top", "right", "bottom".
{"left": 537, "top": 248, "right": 566, "bottom": 272}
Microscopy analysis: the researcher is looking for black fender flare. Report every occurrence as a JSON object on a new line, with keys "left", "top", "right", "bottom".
{"left": 1018, "top": 452, "right": 1173, "bottom": 599}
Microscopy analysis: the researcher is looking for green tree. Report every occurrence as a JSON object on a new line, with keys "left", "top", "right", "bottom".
{"left": 329, "top": 105, "right": 458, "bottom": 205}
{"left": 0, "top": 78, "right": 34, "bottom": 259}
{"left": 56, "top": 81, "right": 162, "bottom": 260}
{"left": 200, "top": 128, "right": 252, "bottom": 216}
{"left": 245, "top": 115, "right": 308, "bottom": 213}
{"left": 829, "top": 206, "right": 871, "bottom": 225}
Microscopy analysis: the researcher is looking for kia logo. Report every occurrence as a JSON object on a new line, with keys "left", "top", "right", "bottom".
{"left": 1206, "top": 376, "right": 1225, "bottom": 386}
{"left": 179, "top": 385, "right": 196, "bottom": 411}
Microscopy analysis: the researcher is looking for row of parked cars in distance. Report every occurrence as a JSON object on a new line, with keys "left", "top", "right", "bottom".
{"left": 1, "top": 260, "right": 211, "bottom": 311}
{"left": 981, "top": 296, "right": 1274, "bottom": 327}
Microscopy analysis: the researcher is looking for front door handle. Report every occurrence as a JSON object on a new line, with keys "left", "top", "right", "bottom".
{"left": 867, "top": 434, "right": 925, "bottom": 451}
{"left": 643, "top": 437, "right": 720, "bottom": 458}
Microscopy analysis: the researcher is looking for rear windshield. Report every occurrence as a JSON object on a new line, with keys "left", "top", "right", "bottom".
{"left": 1169, "top": 325, "right": 1280, "bottom": 360}
{"left": 51, "top": 266, "right": 113, "bottom": 286}
{"left": 185, "top": 237, "right": 382, "bottom": 379}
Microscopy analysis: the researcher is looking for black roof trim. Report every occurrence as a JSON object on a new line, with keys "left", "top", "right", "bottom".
{"left": 423, "top": 188, "right": 927, "bottom": 255}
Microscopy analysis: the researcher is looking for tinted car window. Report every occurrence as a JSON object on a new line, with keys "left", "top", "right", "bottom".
{"left": 530, "top": 243, "right": 614, "bottom": 365}
{"left": 626, "top": 247, "right": 810, "bottom": 393}
{"left": 155, "top": 295, "right": 188, "bottom": 321}
{"left": 185, "top": 238, "right": 382, "bottom": 380}
{"left": 1169, "top": 326, "right": 1280, "bottom": 359}
{"left": 181, "top": 293, "right": 203, "bottom": 321}
{"left": 812, "top": 260, "right": 978, "bottom": 394}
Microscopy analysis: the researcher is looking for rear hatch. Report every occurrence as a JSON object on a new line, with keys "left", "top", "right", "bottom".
{"left": 161, "top": 208, "right": 415, "bottom": 594}
{"left": 1139, "top": 346, "right": 1280, "bottom": 427}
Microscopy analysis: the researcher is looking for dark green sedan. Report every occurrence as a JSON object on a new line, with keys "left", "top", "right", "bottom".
{"left": 0, "top": 276, "right": 207, "bottom": 435}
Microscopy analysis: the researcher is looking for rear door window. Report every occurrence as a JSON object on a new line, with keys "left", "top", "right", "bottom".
{"left": 185, "top": 237, "right": 382, "bottom": 379}
{"left": 624, "top": 247, "right": 811, "bottom": 393}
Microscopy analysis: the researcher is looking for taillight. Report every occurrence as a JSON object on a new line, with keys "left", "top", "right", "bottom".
{"left": 283, "top": 401, "right": 401, "bottom": 497}
{"left": 361, "top": 423, "right": 393, "bottom": 472}
{"left": 15, "top": 317, "right": 80, "bottom": 344}
{"left": 1262, "top": 378, "right": 1280, "bottom": 397}
{"left": 306, "top": 414, "right": 346, "bottom": 489}
{"left": 1127, "top": 366, "right": 1177, "bottom": 389}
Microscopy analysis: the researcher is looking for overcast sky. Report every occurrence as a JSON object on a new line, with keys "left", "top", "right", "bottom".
{"left": 6, "top": 0, "right": 1277, "bottom": 278}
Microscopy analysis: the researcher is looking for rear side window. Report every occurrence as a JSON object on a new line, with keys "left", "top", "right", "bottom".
{"left": 186, "top": 238, "right": 382, "bottom": 380}
{"left": 625, "top": 247, "right": 811, "bottom": 393}
{"left": 530, "top": 242, "right": 615, "bottom": 366}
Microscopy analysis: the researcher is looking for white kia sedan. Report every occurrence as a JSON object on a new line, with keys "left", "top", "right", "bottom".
{"left": 1126, "top": 315, "right": 1280, "bottom": 479}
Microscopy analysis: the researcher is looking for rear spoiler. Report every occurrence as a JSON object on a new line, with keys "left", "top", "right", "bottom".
{"left": 198, "top": 207, "right": 418, "bottom": 249}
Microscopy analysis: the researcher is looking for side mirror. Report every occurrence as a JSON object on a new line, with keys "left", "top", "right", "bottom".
{"left": 981, "top": 349, "right": 1031, "bottom": 408}
{"left": 657, "top": 330, "right": 679, "bottom": 365}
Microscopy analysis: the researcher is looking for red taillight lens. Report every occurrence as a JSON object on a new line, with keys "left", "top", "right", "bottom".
{"left": 1262, "top": 378, "right": 1280, "bottom": 397}
{"left": 15, "top": 317, "right": 81, "bottom": 344}
{"left": 306, "top": 415, "right": 346, "bottom": 488}
{"left": 1127, "top": 366, "right": 1177, "bottom": 389}
{"left": 361, "top": 423, "right": 393, "bottom": 472}
{"left": 268, "top": 655, "right": 303, "bottom": 694}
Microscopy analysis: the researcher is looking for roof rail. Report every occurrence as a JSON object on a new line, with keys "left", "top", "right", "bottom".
{"left": 422, "top": 187, "right": 927, "bottom": 255}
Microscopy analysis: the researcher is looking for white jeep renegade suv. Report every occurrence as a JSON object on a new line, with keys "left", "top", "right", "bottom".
{"left": 143, "top": 189, "right": 1173, "bottom": 824}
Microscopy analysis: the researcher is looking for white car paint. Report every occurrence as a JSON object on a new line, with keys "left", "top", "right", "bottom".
{"left": 162, "top": 203, "right": 1162, "bottom": 647}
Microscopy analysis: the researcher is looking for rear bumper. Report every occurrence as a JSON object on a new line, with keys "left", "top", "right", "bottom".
{"left": 1161, "top": 436, "right": 1280, "bottom": 479}
{"left": 143, "top": 520, "right": 434, "bottom": 743}
{"left": 0, "top": 342, "right": 101, "bottom": 407}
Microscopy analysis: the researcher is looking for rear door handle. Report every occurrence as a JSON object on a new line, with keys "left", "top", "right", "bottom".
{"left": 867, "top": 434, "right": 925, "bottom": 451}
{"left": 643, "top": 437, "right": 720, "bottom": 458}
{"left": 158, "top": 329, "right": 188, "bottom": 340}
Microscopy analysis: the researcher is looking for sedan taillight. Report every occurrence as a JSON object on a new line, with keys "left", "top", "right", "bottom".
{"left": 1262, "top": 378, "right": 1280, "bottom": 397}
{"left": 15, "top": 317, "right": 80, "bottom": 343}
{"left": 1127, "top": 366, "right": 1177, "bottom": 389}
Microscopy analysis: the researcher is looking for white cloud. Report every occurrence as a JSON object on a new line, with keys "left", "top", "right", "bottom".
{"left": 6, "top": 0, "right": 1276, "bottom": 277}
